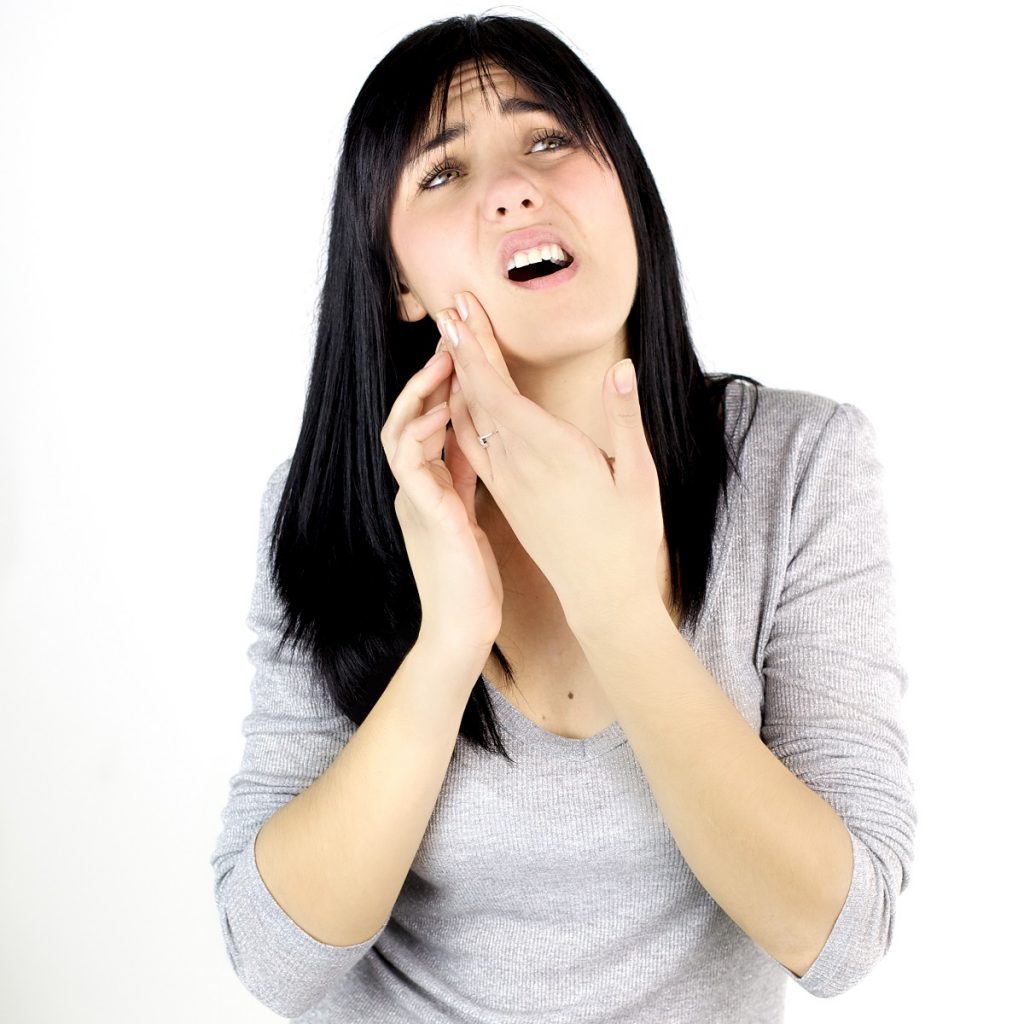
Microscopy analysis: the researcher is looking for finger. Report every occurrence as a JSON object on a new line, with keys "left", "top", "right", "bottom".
{"left": 391, "top": 399, "right": 452, "bottom": 509}
{"left": 438, "top": 304, "right": 519, "bottom": 395}
{"left": 450, "top": 294, "right": 514, "bottom": 389}
{"left": 443, "top": 314, "right": 549, "bottom": 455}
{"left": 421, "top": 335, "right": 454, "bottom": 416}
{"left": 441, "top": 410, "right": 480, "bottom": 523}
{"left": 379, "top": 343, "right": 454, "bottom": 470}
{"left": 442, "top": 317, "right": 497, "bottom": 441}
{"left": 446, "top": 371, "right": 494, "bottom": 489}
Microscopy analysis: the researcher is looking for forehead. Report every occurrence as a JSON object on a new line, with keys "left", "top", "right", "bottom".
{"left": 400, "top": 63, "right": 554, "bottom": 178}
{"left": 427, "top": 61, "right": 538, "bottom": 120}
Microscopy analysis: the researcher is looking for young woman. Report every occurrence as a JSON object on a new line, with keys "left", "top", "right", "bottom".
{"left": 210, "top": 14, "right": 915, "bottom": 1023}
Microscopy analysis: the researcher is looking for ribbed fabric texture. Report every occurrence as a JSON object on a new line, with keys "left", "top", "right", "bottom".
{"left": 209, "top": 379, "right": 916, "bottom": 1021}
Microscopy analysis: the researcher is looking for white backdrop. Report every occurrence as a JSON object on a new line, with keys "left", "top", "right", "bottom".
{"left": 2, "top": 1, "right": 1021, "bottom": 1020}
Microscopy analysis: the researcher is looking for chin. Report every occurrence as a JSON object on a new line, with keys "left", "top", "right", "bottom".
{"left": 485, "top": 287, "right": 629, "bottom": 360}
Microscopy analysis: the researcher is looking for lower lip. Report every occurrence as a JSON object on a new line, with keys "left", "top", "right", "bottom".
{"left": 505, "top": 258, "right": 580, "bottom": 291}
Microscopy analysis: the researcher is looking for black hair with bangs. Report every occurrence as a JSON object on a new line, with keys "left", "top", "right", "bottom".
{"left": 263, "top": 13, "right": 762, "bottom": 764}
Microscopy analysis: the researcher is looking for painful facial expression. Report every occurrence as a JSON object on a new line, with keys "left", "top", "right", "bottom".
{"left": 388, "top": 63, "right": 639, "bottom": 366}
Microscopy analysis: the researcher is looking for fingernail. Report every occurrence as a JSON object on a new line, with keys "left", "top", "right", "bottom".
{"left": 426, "top": 350, "right": 443, "bottom": 367}
{"left": 613, "top": 359, "right": 635, "bottom": 394}
{"left": 454, "top": 293, "right": 469, "bottom": 320}
{"left": 443, "top": 318, "right": 460, "bottom": 347}
{"left": 451, "top": 374, "right": 461, "bottom": 393}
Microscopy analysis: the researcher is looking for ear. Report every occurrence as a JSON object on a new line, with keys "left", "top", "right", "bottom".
{"left": 396, "top": 280, "right": 430, "bottom": 323}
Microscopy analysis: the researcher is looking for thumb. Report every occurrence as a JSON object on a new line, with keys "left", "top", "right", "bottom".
{"left": 604, "top": 358, "right": 651, "bottom": 480}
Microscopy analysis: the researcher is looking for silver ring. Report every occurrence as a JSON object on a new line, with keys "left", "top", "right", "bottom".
{"left": 477, "top": 429, "right": 499, "bottom": 448}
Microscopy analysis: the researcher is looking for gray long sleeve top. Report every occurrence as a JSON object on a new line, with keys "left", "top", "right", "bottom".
{"left": 210, "top": 378, "right": 916, "bottom": 1022}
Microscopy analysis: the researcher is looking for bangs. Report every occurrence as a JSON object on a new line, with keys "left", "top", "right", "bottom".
{"left": 401, "top": 51, "right": 612, "bottom": 176}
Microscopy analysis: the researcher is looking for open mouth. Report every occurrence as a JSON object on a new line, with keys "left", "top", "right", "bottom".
{"left": 507, "top": 254, "right": 576, "bottom": 283}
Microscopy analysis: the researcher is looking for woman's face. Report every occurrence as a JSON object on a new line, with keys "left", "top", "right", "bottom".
{"left": 388, "top": 63, "right": 639, "bottom": 365}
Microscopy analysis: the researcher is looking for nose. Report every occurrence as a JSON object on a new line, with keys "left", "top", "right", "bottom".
{"left": 483, "top": 168, "right": 543, "bottom": 219}
{"left": 496, "top": 197, "right": 534, "bottom": 215}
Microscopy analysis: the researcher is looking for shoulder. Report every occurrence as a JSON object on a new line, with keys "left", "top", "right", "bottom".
{"left": 253, "top": 457, "right": 294, "bottom": 549}
{"left": 720, "top": 381, "right": 883, "bottom": 529}
{"left": 725, "top": 380, "right": 872, "bottom": 478}
{"left": 266, "top": 456, "right": 292, "bottom": 493}
{"left": 261, "top": 456, "right": 293, "bottom": 510}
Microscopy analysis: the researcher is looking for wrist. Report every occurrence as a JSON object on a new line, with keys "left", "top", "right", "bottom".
{"left": 414, "top": 629, "right": 494, "bottom": 676}
{"left": 566, "top": 591, "right": 674, "bottom": 649}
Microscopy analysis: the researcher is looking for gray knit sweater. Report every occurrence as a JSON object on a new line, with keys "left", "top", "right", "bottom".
{"left": 210, "top": 378, "right": 916, "bottom": 1022}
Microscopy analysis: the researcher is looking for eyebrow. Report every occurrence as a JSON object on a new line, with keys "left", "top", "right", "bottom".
{"left": 405, "top": 96, "right": 556, "bottom": 169}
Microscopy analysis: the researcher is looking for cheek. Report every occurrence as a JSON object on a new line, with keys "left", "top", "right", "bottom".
{"left": 587, "top": 182, "right": 638, "bottom": 289}
{"left": 607, "top": 187, "right": 639, "bottom": 289}
{"left": 392, "top": 220, "right": 458, "bottom": 301}
{"left": 591, "top": 180, "right": 639, "bottom": 312}
{"left": 578, "top": 170, "right": 633, "bottom": 248}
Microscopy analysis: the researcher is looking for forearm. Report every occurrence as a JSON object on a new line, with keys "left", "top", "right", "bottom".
{"left": 253, "top": 638, "right": 483, "bottom": 947}
{"left": 571, "top": 602, "right": 854, "bottom": 977}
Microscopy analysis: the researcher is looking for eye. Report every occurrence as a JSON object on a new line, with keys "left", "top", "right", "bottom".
{"left": 528, "top": 128, "right": 574, "bottom": 154}
{"left": 416, "top": 128, "right": 577, "bottom": 191}
{"left": 417, "top": 158, "right": 460, "bottom": 192}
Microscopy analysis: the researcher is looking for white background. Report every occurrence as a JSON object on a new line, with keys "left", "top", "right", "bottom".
{"left": 2, "top": 0, "right": 1021, "bottom": 1020}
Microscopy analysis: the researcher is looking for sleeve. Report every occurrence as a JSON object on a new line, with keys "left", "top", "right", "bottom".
{"left": 209, "top": 459, "right": 388, "bottom": 1018}
{"left": 758, "top": 402, "right": 916, "bottom": 999}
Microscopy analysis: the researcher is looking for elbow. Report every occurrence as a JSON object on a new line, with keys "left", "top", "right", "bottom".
{"left": 216, "top": 886, "right": 332, "bottom": 1018}
{"left": 228, "top": 952, "right": 324, "bottom": 1019}
{"left": 806, "top": 894, "right": 901, "bottom": 1000}
{"left": 791, "top": 830, "right": 911, "bottom": 999}
{"left": 212, "top": 836, "right": 386, "bottom": 1017}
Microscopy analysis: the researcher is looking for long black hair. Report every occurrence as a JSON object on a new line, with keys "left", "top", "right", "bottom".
{"left": 265, "top": 13, "right": 761, "bottom": 764}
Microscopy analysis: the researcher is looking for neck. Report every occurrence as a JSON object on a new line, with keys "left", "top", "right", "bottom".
{"left": 499, "top": 332, "right": 628, "bottom": 463}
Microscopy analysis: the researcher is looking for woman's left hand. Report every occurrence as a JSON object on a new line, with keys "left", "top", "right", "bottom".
{"left": 438, "top": 290, "right": 666, "bottom": 632}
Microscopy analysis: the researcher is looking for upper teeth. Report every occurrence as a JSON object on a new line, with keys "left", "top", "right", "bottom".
{"left": 506, "top": 243, "right": 571, "bottom": 273}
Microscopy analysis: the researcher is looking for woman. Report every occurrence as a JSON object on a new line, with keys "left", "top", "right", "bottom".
{"left": 210, "top": 14, "right": 915, "bottom": 1023}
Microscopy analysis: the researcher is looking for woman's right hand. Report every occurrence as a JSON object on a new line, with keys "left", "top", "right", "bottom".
{"left": 380, "top": 332, "right": 503, "bottom": 659}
